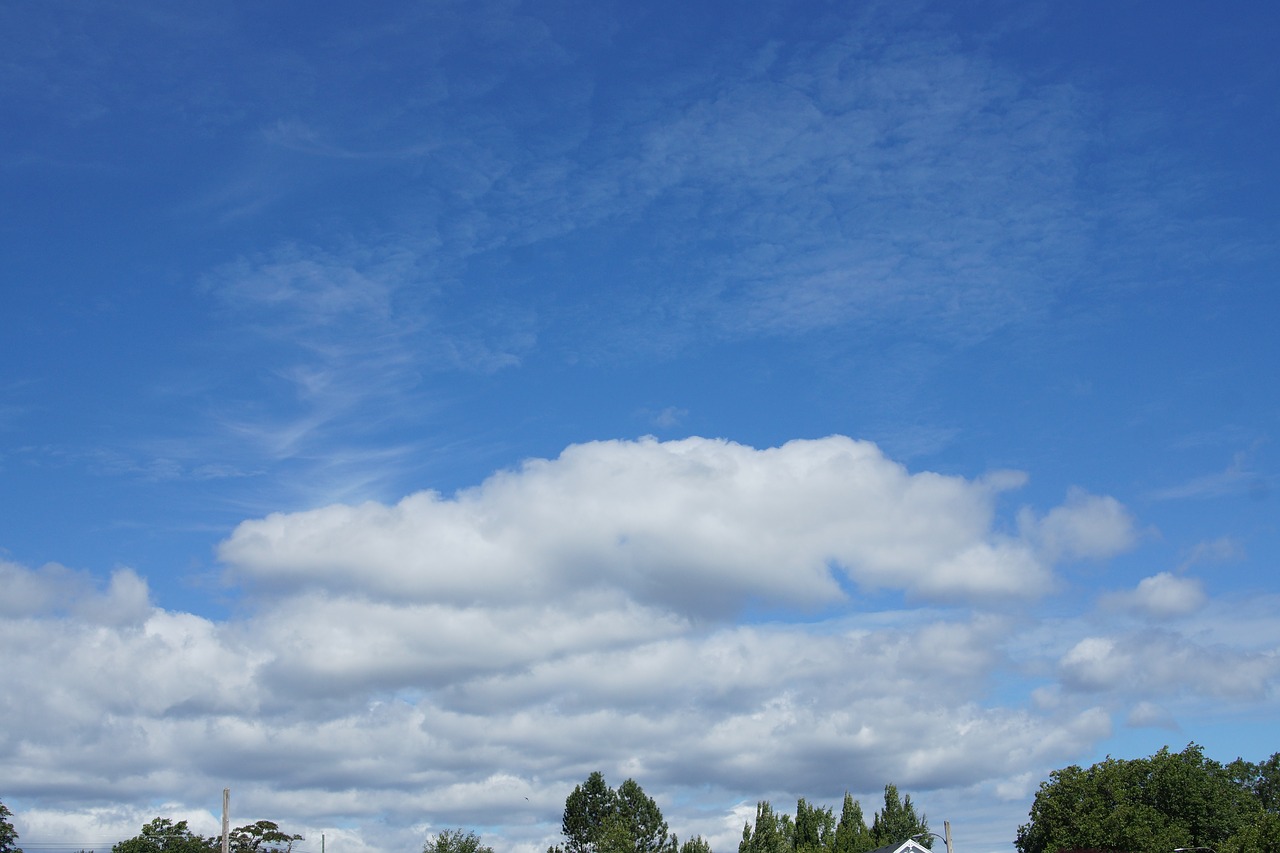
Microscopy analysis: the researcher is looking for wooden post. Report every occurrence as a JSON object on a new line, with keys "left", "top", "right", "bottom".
{"left": 221, "top": 788, "right": 231, "bottom": 853}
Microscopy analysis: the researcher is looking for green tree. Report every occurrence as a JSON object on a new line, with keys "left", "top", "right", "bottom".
{"left": 832, "top": 794, "right": 872, "bottom": 853}
{"left": 1249, "top": 752, "right": 1280, "bottom": 814}
{"left": 1015, "top": 744, "right": 1265, "bottom": 853}
{"left": 229, "top": 821, "right": 302, "bottom": 853}
{"left": 617, "top": 779, "right": 675, "bottom": 853}
{"left": 1, "top": 799, "right": 22, "bottom": 853}
{"left": 557, "top": 772, "right": 674, "bottom": 853}
{"left": 596, "top": 815, "right": 639, "bottom": 853}
{"left": 678, "top": 837, "right": 713, "bottom": 853}
{"left": 793, "top": 799, "right": 833, "bottom": 853}
{"left": 869, "top": 786, "right": 927, "bottom": 847}
{"left": 1218, "top": 810, "right": 1280, "bottom": 853}
{"left": 739, "top": 802, "right": 792, "bottom": 853}
{"left": 424, "top": 829, "right": 494, "bottom": 853}
{"left": 563, "top": 772, "right": 621, "bottom": 853}
{"left": 112, "top": 819, "right": 217, "bottom": 853}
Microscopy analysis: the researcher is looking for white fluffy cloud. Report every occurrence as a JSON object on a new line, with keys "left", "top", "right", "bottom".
{"left": 1058, "top": 630, "right": 1280, "bottom": 698}
{"left": 220, "top": 436, "right": 1055, "bottom": 611}
{"left": 1019, "top": 488, "right": 1138, "bottom": 563}
{"left": 7, "top": 437, "right": 1270, "bottom": 853}
{"left": 1101, "top": 572, "right": 1207, "bottom": 618}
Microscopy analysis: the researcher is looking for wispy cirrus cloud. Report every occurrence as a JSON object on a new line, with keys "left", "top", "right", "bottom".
{"left": 183, "top": 239, "right": 535, "bottom": 504}
{"left": 1148, "top": 449, "right": 1268, "bottom": 501}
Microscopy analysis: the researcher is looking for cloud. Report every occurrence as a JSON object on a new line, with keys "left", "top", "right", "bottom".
{"left": 1100, "top": 572, "right": 1207, "bottom": 619}
{"left": 1176, "top": 537, "right": 1244, "bottom": 570}
{"left": 1057, "top": 631, "right": 1280, "bottom": 699}
{"left": 220, "top": 436, "right": 1057, "bottom": 611}
{"left": 0, "top": 437, "right": 1119, "bottom": 842}
{"left": 1019, "top": 488, "right": 1138, "bottom": 562}
{"left": 2, "top": 436, "right": 1267, "bottom": 853}
{"left": 1124, "top": 701, "right": 1178, "bottom": 730}
{"left": 1148, "top": 448, "right": 1266, "bottom": 501}
{"left": 0, "top": 559, "right": 88, "bottom": 616}
{"left": 0, "top": 560, "right": 150, "bottom": 624}
{"left": 2, "top": 593, "right": 1103, "bottom": 840}
{"left": 643, "top": 407, "right": 688, "bottom": 429}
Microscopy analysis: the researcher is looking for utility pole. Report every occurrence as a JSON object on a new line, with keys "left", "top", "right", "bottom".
{"left": 221, "top": 788, "right": 231, "bottom": 853}
{"left": 943, "top": 821, "right": 953, "bottom": 853}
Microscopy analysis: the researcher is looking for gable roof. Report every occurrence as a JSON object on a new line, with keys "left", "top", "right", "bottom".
{"left": 865, "top": 841, "right": 933, "bottom": 853}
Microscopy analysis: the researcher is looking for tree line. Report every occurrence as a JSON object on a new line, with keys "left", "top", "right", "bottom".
{"left": 6, "top": 744, "right": 1277, "bottom": 853}
{"left": 538, "top": 771, "right": 929, "bottom": 853}
{"left": 0, "top": 811, "right": 303, "bottom": 853}
{"left": 1, "top": 782, "right": 927, "bottom": 853}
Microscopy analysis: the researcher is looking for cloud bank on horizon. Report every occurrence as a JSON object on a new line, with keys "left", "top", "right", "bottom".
{"left": 1, "top": 2, "right": 1277, "bottom": 853}
{"left": 4, "top": 437, "right": 1279, "bottom": 853}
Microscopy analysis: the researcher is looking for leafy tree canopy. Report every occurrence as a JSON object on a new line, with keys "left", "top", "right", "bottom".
{"left": 113, "top": 818, "right": 303, "bottom": 853}
{"left": 678, "top": 837, "right": 713, "bottom": 853}
{"left": 869, "top": 785, "right": 928, "bottom": 847}
{"left": 554, "top": 775, "right": 924, "bottom": 853}
{"left": 424, "top": 828, "right": 495, "bottom": 853}
{"left": 739, "top": 801, "right": 793, "bottom": 853}
{"left": 1, "top": 799, "right": 22, "bottom": 853}
{"left": 229, "top": 821, "right": 302, "bottom": 853}
{"left": 618, "top": 779, "right": 675, "bottom": 853}
{"left": 832, "top": 793, "right": 873, "bottom": 853}
{"left": 112, "top": 819, "right": 216, "bottom": 853}
{"left": 555, "top": 772, "right": 675, "bottom": 853}
{"left": 1016, "top": 744, "right": 1276, "bottom": 853}
{"left": 794, "top": 798, "right": 835, "bottom": 853}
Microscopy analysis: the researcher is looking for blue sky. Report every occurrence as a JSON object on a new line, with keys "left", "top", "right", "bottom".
{"left": 2, "top": 2, "right": 1278, "bottom": 853}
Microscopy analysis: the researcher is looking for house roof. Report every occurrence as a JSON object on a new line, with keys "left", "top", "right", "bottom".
{"left": 865, "top": 840, "right": 933, "bottom": 853}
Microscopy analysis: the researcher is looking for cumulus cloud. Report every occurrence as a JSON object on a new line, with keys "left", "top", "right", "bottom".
{"left": 1058, "top": 631, "right": 1280, "bottom": 698}
{"left": 1101, "top": 572, "right": 1207, "bottom": 619}
{"left": 1125, "top": 700, "right": 1178, "bottom": 730}
{"left": 0, "top": 561, "right": 150, "bottom": 623}
{"left": 3, "top": 438, "right": 1241, "bottom": 853}
{"left": 220, "top": 436, "right": 1056, "bottom": 612}
{"left": 0, "top": 559, "right": 87, "bottom": 616}
{"left": 1019, "top": 487, "right": 1138, "bottom": 562}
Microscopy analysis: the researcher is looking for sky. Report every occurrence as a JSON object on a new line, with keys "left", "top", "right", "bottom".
{"left": 1, "top": 1, "right": 1278, "bottom": 853}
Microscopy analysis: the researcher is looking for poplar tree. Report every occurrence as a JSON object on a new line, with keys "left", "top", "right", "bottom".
{"left": 793, "top": 798, "right": 833, "bottom": 853}
{"left": 832, "top": 793, "right": 872, "bottom": 853}
{"left": 869, "top": 786, "right": 927, "bottom": 847}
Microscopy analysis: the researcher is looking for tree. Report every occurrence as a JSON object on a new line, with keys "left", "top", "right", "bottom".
{"left": 557, "top": 772, "right": 675, "bottom": 853}
{"left": 1015, "top": 744, "right": 1265, "bottom": 853}
{"left": 678, "top": 837, "right": 713, "bottom": 853}
{"left": 617, "top": 779, "right": 675, "bottom": 853}
{"left": 112, "top": 819, "right": 217, "bottom": 853}
{"left": 869, "top": 786, "right": 927, "bottom": 847}
{"left": 832, "top": 794, "right": 873, "bottom": 853}
{"left": 229, "top": 821, "right": 302, "bottom": 853}
{"left": 563, "top": 772, "right": 622, "bottom": 853}
{"left": 424, "top": 829, "right": 494, "bottom": 853}
{"left": 595, "top": 815, "right": 640, "bottom": 853}
{"left": 1, "top": 799, "right": 22, "bottom": 853}
{"left": 793, "top": 799, "right": 833, "bottom": 853}
{"left": 1219, "top": 811, "right": 1280, "bottom": 853}
{"left": 113, "top": 818, "right": 302, "bottom": 853}
{"left": 738, "top": 802, "right": 791, "bottom": 853}
{"left": 1246, "top": 752, "right": 1280, "bottom": 814}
